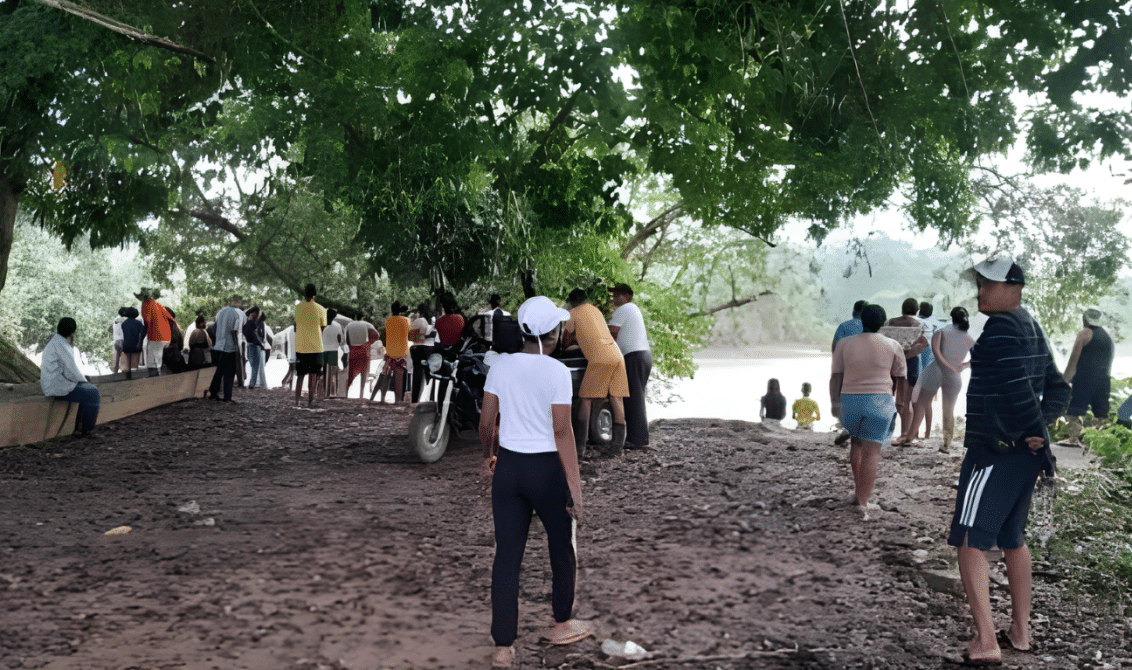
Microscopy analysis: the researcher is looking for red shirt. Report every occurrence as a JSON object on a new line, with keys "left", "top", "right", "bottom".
{"left": 141, "top": 299, "right": 173, "bottom": 343}
{"left": 435, "top": 314, "right": 466, "bottom": 346}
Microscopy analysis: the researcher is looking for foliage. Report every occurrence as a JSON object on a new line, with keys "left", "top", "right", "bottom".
{"left": 532, "top": 230, "right": 711, "bottom": 380}
{"left": 966, "top": 182, "right": 1130, "bottom": 337}
{"left": 0, "top": 0, "right": 220, "bottom": 289}
{"left": 0, "top": 217, "right": 150, "bottom": 366}
{"left": 1035, "top": 469, "right": 1132, "bottom": 613}
{"left": 10, "top": 0, "right": 1132, "bottom": 379}
{"left": 1082, "top": 424, "right": 1132, "bottom": 482}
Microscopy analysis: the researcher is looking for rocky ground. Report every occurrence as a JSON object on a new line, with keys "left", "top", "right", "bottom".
{"left": 0, "top": 388, "right": 1128, "bottom": 669}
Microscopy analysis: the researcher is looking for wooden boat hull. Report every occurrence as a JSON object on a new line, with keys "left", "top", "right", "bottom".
{"left": 0, "top": 368, "right": 212, "bottom": 448}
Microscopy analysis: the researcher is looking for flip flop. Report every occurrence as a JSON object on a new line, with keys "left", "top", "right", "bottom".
{"left": 547, "top": 619, "right": 595, "bottom": 645}
{"left": 959, "top": 652, "right": 1002, "bottom": 667}
{"left": 491, "top": 646, "right": 514, "bottom": 668}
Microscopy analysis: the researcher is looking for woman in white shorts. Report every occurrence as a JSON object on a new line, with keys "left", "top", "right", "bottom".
{"left": 910, "top": 307, "right": 975, "bottom": 452}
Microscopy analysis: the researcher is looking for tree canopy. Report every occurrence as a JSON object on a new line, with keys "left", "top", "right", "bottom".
{"left": 3, "top": 0, "right": 1132, "bottom": 377}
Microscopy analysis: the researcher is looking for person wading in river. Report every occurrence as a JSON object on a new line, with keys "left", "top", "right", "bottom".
{"left": 478, "top": 296, "right": 593, "bottom": 668}
{"left": 948, "top": 258, "right": 1069, "bottom": 666}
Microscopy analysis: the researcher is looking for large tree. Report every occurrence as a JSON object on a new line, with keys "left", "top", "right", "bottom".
{"left": 0, "top": 0, "right": 219, "bottom": 293}
{"left": 8, "top": 0, "right": 1132, "bottom": 316}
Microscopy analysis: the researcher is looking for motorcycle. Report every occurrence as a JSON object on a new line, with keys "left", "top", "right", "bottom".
{"left": 407, "top": 315, "right": 494, "bottom": 463}
{"left": 407, "top": 314, "right": 613, "bottom": 462}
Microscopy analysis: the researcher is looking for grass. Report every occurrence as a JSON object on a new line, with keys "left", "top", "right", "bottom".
{"left": 1029, "top": 420, "right": 1132, "bottom": 617}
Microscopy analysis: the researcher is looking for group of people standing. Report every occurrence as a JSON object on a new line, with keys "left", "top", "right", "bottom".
{"left": 824, "top": 258, "right": 1118, "bottom": 665}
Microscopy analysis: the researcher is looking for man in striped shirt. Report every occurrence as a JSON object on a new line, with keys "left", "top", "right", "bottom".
{"left": 948, "top": 258, "right": 1069, "bottom": 666}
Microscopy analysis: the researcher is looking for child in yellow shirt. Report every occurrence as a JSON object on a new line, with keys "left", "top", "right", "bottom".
{"left": 792, "top": 382, "right": 820, "bottom": 430}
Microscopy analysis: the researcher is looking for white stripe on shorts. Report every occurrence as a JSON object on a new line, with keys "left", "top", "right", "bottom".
{"left": 960, "top": 464, "right": 994, "bottom": 528}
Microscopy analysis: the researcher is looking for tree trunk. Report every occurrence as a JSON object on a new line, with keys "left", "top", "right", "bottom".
{"left": 0, "top": 332, "right": 40, "bottom": 384}
{"left": 0, "top": 165, "right": 19, "bottom": 296}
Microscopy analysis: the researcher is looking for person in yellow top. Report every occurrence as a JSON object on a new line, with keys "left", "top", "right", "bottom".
{"left": 562, "top": 288, "right": 629, "bottom": 453}
{"left": 374, "top": 301, "right": 411, "bottom": 403}
{"left": 792, "top": 382, "right": 821, "bottom": 430}
{"left": 294, "top": 283, "right": 328, "bottom": 407}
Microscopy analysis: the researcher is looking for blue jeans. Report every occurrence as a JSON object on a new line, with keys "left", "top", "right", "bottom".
{"left": 59, "top": 382, "right": 100, "bottom": 434}
{"left": 247, "top": 346, "right": 265, "bottom": 388}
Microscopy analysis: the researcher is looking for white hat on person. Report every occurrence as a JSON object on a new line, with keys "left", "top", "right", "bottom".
{"left": 963, "top": 256, "right": 1026, "bottom": 285}
{"left": 517, "top": 296, "right": 571, "bottom": 337}
{"left": 1084, "top": 308, "right": 1104, "bottom": 327}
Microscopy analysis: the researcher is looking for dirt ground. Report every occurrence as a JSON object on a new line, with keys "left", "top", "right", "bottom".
{"left": 1, "top": 388, "right": 1128, "bottom": 670}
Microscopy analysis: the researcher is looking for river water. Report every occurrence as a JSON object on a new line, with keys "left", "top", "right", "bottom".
{"left": 650, "top": 343, "right": 1132, "bottom": 433}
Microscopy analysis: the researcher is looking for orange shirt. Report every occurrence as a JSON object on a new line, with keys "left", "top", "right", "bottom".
{"left": 141, "top": 299, "right": 173, "bottom": 343}
{"left": 384, "top": 315, "right": 411, "bottom": 359}
{"left": 565, "top": 304, "right": 622, "bottom": 365}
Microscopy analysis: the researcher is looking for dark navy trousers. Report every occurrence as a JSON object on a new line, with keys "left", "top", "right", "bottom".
{"left": 491, "top": 448, "right": 576, "bottom": 646}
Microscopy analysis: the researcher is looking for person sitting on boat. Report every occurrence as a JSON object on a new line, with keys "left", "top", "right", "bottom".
{"left": 41, "top": 317, "right": 100, "bottom": 437}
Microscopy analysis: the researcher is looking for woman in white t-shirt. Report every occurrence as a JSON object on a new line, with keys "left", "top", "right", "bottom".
{"left": 479, "top": 297, "right": 592, "bottom": 668}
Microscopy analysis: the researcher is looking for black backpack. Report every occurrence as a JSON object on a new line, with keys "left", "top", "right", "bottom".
{"left": 491, "top": 313, "right": 522, "bottom": 354}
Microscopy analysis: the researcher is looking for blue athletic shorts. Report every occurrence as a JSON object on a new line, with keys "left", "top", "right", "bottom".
{"left": 839, "top": 393, "right": 897, "bottom": 444}
{"left": 948, "top": 446, "right": 1045, "bottom": 550}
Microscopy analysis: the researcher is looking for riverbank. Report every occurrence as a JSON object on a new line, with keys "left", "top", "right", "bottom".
{"left": 0, "top": 388, "right": 1125, "bottom": 669}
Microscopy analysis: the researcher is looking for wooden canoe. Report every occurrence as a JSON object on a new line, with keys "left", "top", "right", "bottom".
{"left": 0, "top": 367, "right": 212, "bottom": 448}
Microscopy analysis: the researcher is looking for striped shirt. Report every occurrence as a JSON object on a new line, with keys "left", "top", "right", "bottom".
{"left": 964, "top": 308, "right": 1070, "bottom": 465}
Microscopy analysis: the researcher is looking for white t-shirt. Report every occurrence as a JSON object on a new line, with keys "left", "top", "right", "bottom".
{"left": 279, "top": 325, "right": 297, "bottom": 363}
{"left": 484, "top": 353, "right": 572, "bottom": 454}
{"left": 345, "top": 320, "right": 377, "bottom": 346}
{"left": 322, "top": 321, "right": 344, "bottom": 352}
{"left": 609, "top": 302, "right": 650, "bottom": 355}
{"left": 411, "top": 317, "right": 437, "bottom": 346}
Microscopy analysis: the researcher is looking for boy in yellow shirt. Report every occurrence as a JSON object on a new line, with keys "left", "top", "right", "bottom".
{"left": 792, "top": 382, "right": 820, "bottom": 430}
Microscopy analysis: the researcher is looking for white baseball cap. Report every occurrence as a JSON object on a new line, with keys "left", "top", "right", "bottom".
{"left": 517, "top": 296, "right": 571, "bottom": 337}
{"left": 964, "top": 257, "right": 1026, "bottom": 285}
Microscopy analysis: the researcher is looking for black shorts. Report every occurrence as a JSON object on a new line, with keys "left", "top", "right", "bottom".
{"left": 296, "top": 352, "right": 324, "bottom": 375}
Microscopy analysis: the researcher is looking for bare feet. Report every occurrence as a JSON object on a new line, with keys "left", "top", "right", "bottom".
{"left": 1004, "top": 626, "right": 1031, "bottom": 651}
{"left": 964, "top": 634, "right": 1003, "bottom": 666}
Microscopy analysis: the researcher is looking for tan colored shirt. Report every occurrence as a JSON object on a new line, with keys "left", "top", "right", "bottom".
{"left": 831, "top": 333, "right": 906, "bottom": 395}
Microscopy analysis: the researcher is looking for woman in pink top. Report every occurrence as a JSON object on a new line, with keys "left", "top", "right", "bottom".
{"left": 830, "top": 304, "right": 906, "bottom": 517}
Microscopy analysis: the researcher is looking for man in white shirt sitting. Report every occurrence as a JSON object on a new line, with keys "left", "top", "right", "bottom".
{"left": 40, "top": 317, "right": 101, "bottom": 436}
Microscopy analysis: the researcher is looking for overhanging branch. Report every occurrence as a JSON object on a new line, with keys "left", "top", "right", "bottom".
{"left": 621, "top": 203, "right": 685, "bottom": 259}
{"left": 687, "top": 290, "right": 774, "bottom": 318}
{"left": 34, "top": 0, "right": 216, "bottom": 63}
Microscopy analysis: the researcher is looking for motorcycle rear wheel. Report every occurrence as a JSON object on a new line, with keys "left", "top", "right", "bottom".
{"left": 409, "top": 405, "right": 451, "bottom": 463}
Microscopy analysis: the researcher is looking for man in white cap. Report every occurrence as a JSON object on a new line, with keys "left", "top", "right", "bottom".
{"left": 478, "top": 296, "right": 592, "bottom": 668}
{"left": 947, "top": 257, "right": 1069, "bottom": 666}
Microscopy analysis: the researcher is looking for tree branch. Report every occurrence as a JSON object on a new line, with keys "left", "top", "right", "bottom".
{"left": 189, "top": 209, "right": 246, "bottom": 240}
{"left": 33, "top": 0, "right": 215, "bottom": 63}
{"left": 621, "top": 202, "right": 685, "bottom": 259}
{"left": 687, "top": 290, "right": 774, "bottom": 318}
